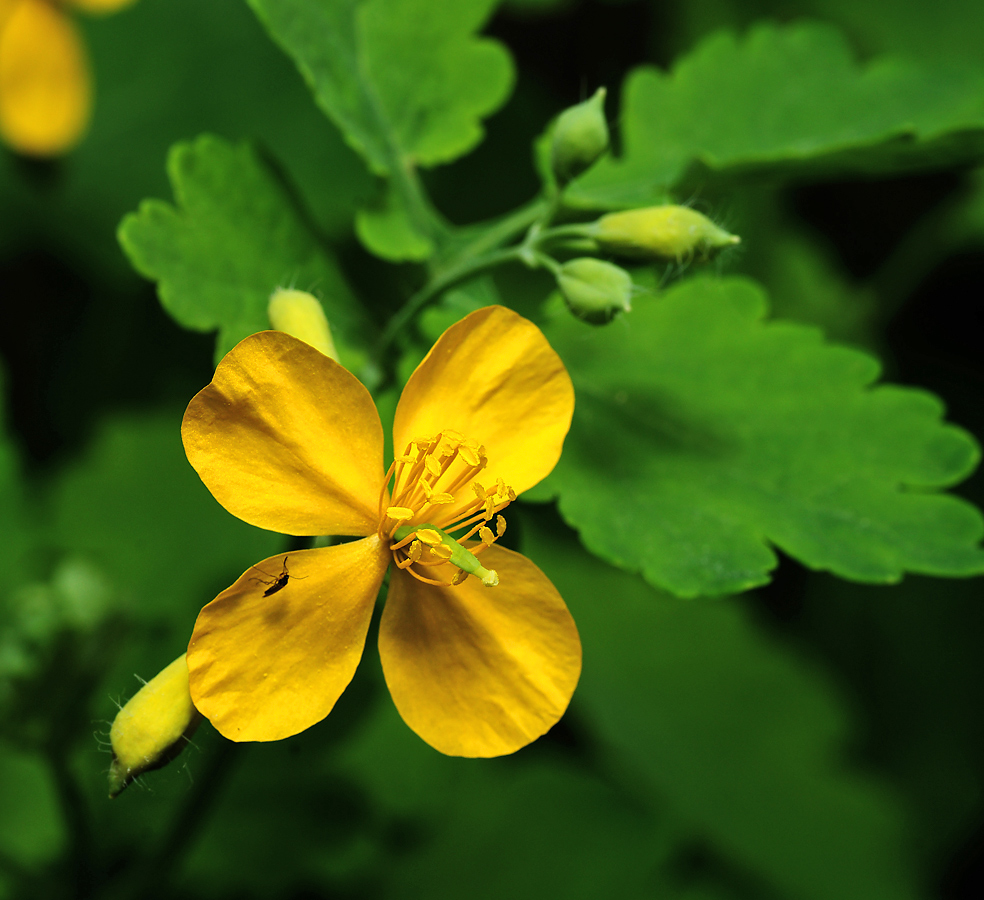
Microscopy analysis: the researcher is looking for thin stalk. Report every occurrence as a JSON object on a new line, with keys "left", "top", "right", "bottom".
{"left": 376, "top": 246, "right": 526, "bottom": 358}
{"left": 388, "top": 156, "right": 450, "bottom": 247}
{"left": 443, "top": 198, "right": 549, "bottom": 266}
{"left": 48, "top": 750, "right": 93, "bottom": 900}
{"left": 866, "top": 199, "right": 971, "bottom": 325}
{"left": 124, "top": 738, "right": 242, "bottom": 900}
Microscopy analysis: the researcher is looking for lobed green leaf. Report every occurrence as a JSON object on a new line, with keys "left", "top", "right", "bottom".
{"left": 248, "top": 0, "right": 514, "bottom": 257}
{"left": 48, "top": 410, "right": 282, "bottom": 622}
{"left": 568, "top": 21, "right": 984, "bottom": 208}
{"left": 248, "top": 0, "right": 512, "bottom": 174}
{"left": 118, "top": 135, "right": 367, "bottom": 367}
{"left": 523, "top": 510, "right": 920, "bottom": 900}
{"left": 537, "top": 276, "right": 984, "bottom": 596}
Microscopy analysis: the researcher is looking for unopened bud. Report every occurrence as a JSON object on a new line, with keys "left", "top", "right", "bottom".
{"left": 557, "top": 258, "right": 632, "bottom": 324}
{"left": 268, "top": 288, "right": 339, "bottom": 361}
{"left": 550, "top": 88, "right": 609, "bottom": 185}
{"left": 108, "top": 654, "right": 202, "bottom": 798}
{"left": 592, "top": 205, "right": 740, "bottom": 261}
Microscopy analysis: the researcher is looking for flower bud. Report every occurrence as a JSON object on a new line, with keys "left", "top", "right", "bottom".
{"left": 557, "top": 258, "right": 632, "bottom": 324}
{"left": 592, "top": 205, "right": 740, "bottom": 261}
{"left": 268, "top": 288, "right": 339, "bottom": 361}
{"left": 550, "top": 88, "right": 609, "bottom": 185}
{"left": 108, "top": 654, "right": 202, "bottom": 798}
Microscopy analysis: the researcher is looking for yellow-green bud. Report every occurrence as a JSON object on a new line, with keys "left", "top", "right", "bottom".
{"left": 268, "top": 288, "right": 339, "bottom": 361}
{"left": 557, "top": 258, "right": 632, "bottom": 324}
{"left": 108, "top": 654, "right": 202, "bottom": 798}
{"left": 550, "top": 88, "right": 609, "bottom": 185}
{"left": 592, "top": 205, "right": 740, "bottom": 261}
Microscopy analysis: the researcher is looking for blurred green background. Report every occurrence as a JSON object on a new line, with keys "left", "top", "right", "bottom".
{"left": 1, "top": 1, "right": 982, "bottom": 898}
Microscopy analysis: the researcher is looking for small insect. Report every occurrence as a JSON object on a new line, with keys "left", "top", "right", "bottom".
{"left": 250, "top": 556, "right": 305, "bottom": 596}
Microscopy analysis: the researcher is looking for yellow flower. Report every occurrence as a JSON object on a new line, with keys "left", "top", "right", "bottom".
{"left": 182, "top": 306, "right": 581, "bottom": 757}
{"left": 0, "top": 0, "right": 135, "bottom": 156}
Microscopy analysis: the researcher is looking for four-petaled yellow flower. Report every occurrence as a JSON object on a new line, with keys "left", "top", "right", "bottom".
{"left": 0, "top": 0, "right": 135, "bottom": 156}
{"left": 182, "top": 306, "right": 582, "bottom": 757}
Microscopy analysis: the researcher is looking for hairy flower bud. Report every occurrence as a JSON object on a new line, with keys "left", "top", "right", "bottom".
{"left": 268, "top": 288, "right": 339, "bottom": 361}
{"left": 550, "top": 88, "right": 609, "bottom": 185}
{"left": 592, "top": 205, "right": 740, "bottom": 261}
{"left": 108, "top": 654, "right": 202, "bottom": 798}
{"left": 557, "top": 257, "right": 632, "bottom": 324}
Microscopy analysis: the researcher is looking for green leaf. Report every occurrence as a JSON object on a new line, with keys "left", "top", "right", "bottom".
{"left": 48, "top": 410, "right": 282, "bottom": 623}
{"left": 0, "top": 373, "right": 30, "bottom": 598}
{"left": 118, "top": 134, "right": 368, "bottom": 367}
{"left": 0, "top": 0, "right": 373, "bottom": 277}
{"left": 539, "top": 276, "right": 984, "bottom": 597}
{"left": 568, "top": 21, "right": 984, "bottom": 208}
{"left": 522, "top": 508, "right": 920, "bottom": 900}
{"left": 248, "top": 0, "right": 513, "bottom": 174}
{"left": 0, "top": 746, "right": 64, "bottom": 868}
{"left": 382, "top": 761, "right": 672, "bottom": 900}
{"left": 330, "top": 676, "right": 736, "bottom": 900}
{"left": 355, "top": 184, "right": 436, "bottom": 262}
{"left": 807, "top": 0, "right": 984, "bottom": 67}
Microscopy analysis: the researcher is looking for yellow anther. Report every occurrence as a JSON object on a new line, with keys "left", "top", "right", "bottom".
{"left": 443, "top": 429, "right": 464, "bottom": 442}
{"left": 386, "top": 506, "right": 415, "bottom": 520}
{"left": 483, "top": 498, "right": 495, "bottom": 519}
{"left": 496, "top": 515, "right": 507, "bottom": 537}
{"left": 430, "top": 492, "right": 455, "bottom": 505}
{"left": 430, "top": 543, "right": 453, "bottom": 560}
{"left": 416, "top": 528, "right": 444, "bottom": 547}
{"left": 458, "top": 444, "right": 480, "bottom": 467}
{"left": 472, "top": 482, "right": 486, "bottom": 500}
{"left": 397, "top": 454, "right": 417, "bottom": 465}
{"left": 408, "top": 540, "right": 423, "bottom": 563}
{"left": 479, "top": 525, "right": 495, "bottom": 545}
{"left": 424, "top": 456, "right": 443, "bottom": 478}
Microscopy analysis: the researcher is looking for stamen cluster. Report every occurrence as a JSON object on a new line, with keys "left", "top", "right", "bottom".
{"left": 377, "top": 430, "right": 515, "bottom": 587}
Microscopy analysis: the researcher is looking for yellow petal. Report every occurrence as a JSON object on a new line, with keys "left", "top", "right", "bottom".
{"left": 393, "top": 306, "right": 574, "bottom": 497}
{"left": 182, "top": 331, "right": 384, "bottom": 537}
{"left": 0, "top": 0, "right": 91, "bottom": 156}
{"left": 63, "top": 0, "right": 138, "bottom": 14}
{"left": 379, "top": 545, "right": 582, "bottom": 757}
{"left": 188, "top": 539, "right": 389, "bottom": 742}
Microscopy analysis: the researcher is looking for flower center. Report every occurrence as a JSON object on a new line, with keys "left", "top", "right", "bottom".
{"left": 376, "top": 430, "right": 515, "bottom": 588}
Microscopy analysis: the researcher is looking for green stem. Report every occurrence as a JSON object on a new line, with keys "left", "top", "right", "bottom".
{"left": 124, "top": 737, "right": 242, "bottom": 900}
{"left": 376, "top": 246, "right": 526, "bottom": 358}
{"left": 537, "top": 222, "right": 597, "bottom": 246}
{"left": 48, "top": 750, "right": 93, "bottom": 900}
{"left": 444, "top": 199, "right": 548, "bottom": 265}
{"left": 389, "top": 157, "right": 449, "bottom": 247}
{"left": 373, "top": 193, "right": 587, "bottom": 372}
{"left": 866, "top": 198, "right": 970, "bottom": 324}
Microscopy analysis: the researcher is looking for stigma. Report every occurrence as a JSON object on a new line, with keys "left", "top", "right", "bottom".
{"left": 377, "top": 430, "right": 515, "bottom": 587}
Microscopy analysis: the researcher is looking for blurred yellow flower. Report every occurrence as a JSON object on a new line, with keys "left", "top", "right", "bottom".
{"left": 182, "top": 306, "right": 581, "bottom": 757}
{"left": 0, "top": 0, "right": 136, "bottom": 156}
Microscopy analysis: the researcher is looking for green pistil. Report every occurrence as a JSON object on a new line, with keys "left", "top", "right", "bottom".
{"left": 393, "top": 524, "right": 499, "bottom": 587}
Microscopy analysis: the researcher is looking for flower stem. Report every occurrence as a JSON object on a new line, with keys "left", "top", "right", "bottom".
{"left": 47, "top": 749, "right": 94, "bottom": 900}
{"left": 376, "top": 246, "right": 526, "bottom": 360}
{"left": 123, "top": 737, "right": 243, "bottom": 900}
{"left": 374, "top": 191, "right": 591, "bottom": 373}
